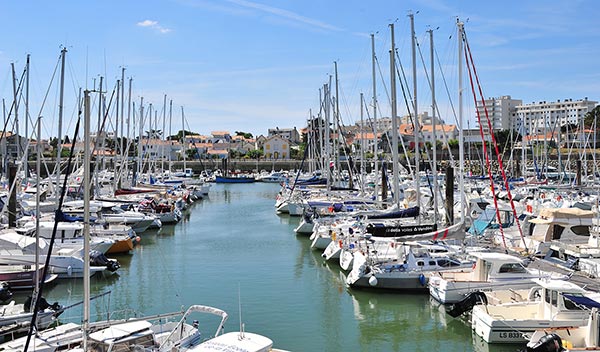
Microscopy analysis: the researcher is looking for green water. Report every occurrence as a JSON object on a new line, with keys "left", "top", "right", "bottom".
{"left": 39, "top": 183, "right": 519, "bottom": 352}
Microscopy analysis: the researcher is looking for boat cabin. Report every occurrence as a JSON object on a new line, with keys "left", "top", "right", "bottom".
{"left": 470, "top": 252, "right": 531, "bottom": 282}
{"left": 88, "top": 321, "right": 156, "bottom": 351}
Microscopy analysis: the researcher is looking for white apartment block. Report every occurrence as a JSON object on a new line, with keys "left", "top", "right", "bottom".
{"left": 475, "top": 95, "right": 522, "bottom": 133}
{"left": 513, "top": 98, "right": 598, "bottom": 135}
{"left": 356, "top": 112, "right": 442, "bottom": 132}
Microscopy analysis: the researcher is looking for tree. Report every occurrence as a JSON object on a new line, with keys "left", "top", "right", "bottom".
{"left": 447, "top": 139, "right": 459, "bottom": 150}
{"left": 247, "top": 149, "right": 263, "bottom": 159}
{"left": 584, "top": 105, "right": 600, "bottom": 129}
{"left": 168, "top": 130, "right": 197, "bottom": 141}
{"left": 235, "top": 131, "right": 253, "bottom": 139}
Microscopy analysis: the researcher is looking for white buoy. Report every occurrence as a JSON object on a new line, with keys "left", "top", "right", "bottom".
{"left": 67, "top": 265, "right": 73, "bottom": 277}
{"left": 368, "top": 276, "right": 378, "bottom": 286}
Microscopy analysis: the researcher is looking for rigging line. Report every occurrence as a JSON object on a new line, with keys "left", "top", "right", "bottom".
{"left": 462, "top": 34, "right": 507, "bottom": 250}
{"left": 463, "top": 30, "right": 527, "bottom": 252}
{"left": 0, "top": 61, "right": 28, "bottom": 149}
{"left": 24, "top": 103, "right": 82, "bottom": 351}
{"left": 393, "top": 49, "right": 416, "bottom": 177}
{"left": 434, "top": 46, "right": 458, "bottom": 128}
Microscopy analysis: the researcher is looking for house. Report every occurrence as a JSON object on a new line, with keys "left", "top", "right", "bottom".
{"left": 210, "top": 131, "right": 232, "bottom": 143}
{"left": 267, "top": 127, "right": 301, "bottom": 144}
{"left": 263, "top": 135, "right": 290, "bottom": 159}
{"left": 141, "top": 138, "right": 181, "bottom": 160}
{"left": 255, "top": 135, "right": 267, "bottom": 150}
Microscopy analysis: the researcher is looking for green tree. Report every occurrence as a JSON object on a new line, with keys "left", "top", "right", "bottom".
{"left": 247, "top": 149, "right": 264, "bottom": 159}
{"left": 235, "top": 131, "right": 253, "bottom": 139}
{"left": 584, "top": 105, "right": 600, "bottom": 128}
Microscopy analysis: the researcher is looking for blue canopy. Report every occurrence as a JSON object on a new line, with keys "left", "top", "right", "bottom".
{"left": 563, "top": 294, "right": 600, "bottom": 309}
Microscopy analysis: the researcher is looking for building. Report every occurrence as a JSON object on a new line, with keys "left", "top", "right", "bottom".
{"left": 141, "top": 138, "right": 181, "bottom": 160}
{"left": 513, "top": 98, "right": 598, "bottom": 135}
{"left": 263, "top": 135, "right": 290, "bottom": 159}
{"left": 210, "top": 131, "right": 231, "bottom": 143}
{"left": 420, "top": 124, "right": 458, "bottom": 143}
{"left": 475, "top": 95, "right": 523, "bottom": 133}
{"left": 267, "top": 127, "right": 301, "bottom": 144}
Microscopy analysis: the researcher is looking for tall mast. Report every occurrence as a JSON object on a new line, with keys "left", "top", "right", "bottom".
{"left": 33, "top": 116, "right": 41, "bottom": 311}
{"left": 181, "top": 106, "right": 186, "bottom": 172}
{"left": 429, "top": 29, "right": 439, "bottom": 223}
{"left": 1, "top": 99, "right": 6, "bottom": 178}
{"left": 457, "top": 20, "right": 466, "bottom": 224}
{"left": 371, "top": 33, "right": 379, "bottom": 199}
{"left": 120, "top": 68, "right": 125, "bottom": 158}
{"left": 162, "top": 94, "right": 167, "bottom": 174}
{"left": 25, "top": 55, "right": 30, "bottom": 178}
{"left": 168, "top": 100, "right": 173, "bottom": 175}
{"left": 83, "top": 90, "right": 92, "bottom": 350}
{"left": 137, "top": 97, "right": 144, "bottom": 183}
{"left": 334, "top": 62, "right": 341, "bottom": 181}
{"left": 324, "top": 83, "right": 331, "bottom": 192}
{"left": 169, "top": 99, "right": 172, "bottom": 175}
{"left": 125, "top": 76, "right": 132, "bottom": 184}
{"left": 389, "top": 23, "right": 400, "bottom": 205}
{"left": 113, "top": 79, "right": 120, "bottom": 193}
{"left": 409, "top": 13, "right": 420, "bottom": 214}
{"left": 56, "top": 48, "right": 67, "bottom": 203}
{"left": 360, "top": 93, "right": 365, "bottom": 185}
{"left": 11, "top": 63, "right": 19, "bottom": 163}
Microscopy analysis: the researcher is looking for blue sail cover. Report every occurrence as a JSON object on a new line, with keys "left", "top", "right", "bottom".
{"left": 563, "top": 294, "right": 600, "bottom": 309}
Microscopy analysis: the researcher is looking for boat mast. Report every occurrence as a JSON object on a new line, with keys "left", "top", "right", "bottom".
{"left": 33, "top": 116, "right": 41, "bottom": 312}
{"left": 181, "top": 106, "right": 186, "bottom": 172}
{"left": 409, "top": 13, "right": 420, "bottom": 215}
{"left": 120, "top": 68, "right": 125, "bottom": 163}
{"left": 126, "top": 77, "right": 132, "bottom": 184}
{"left": 429, "top": 29, "right": 439, "bottom": 223}
{"left": 83, "top": 90, "right": 92, "bottom": 350}
{"left": 113, "top": 79, "right": 120, "bottom": 194}
{"left": 457, "top": 20, "right": 466, "bottom": 224}
{"left": 56, "top": 48, "right": 67, "bottom": 205}
{"left": 371, "top": 33, "right": 379, "bottom": 199}
{"left": 162, "top": 94, "right": 167, "bottom": 174}
{"left": 389, "top": 23, "right": 400, "bottom": 206}
{"left": 324, "top": 83, "right": 331, "bottom": 192}
{"left": 137, "top": 97, "right": 144, "bottom": 184}
{"left": 25, "top": 55, "right": 30, "bottom": 179}
{"left": 360, "top": 92, "right": 365, "bottom": 186}
{"left": 169, "top": 99, "right": 173, "bottom": 176}
{"left": 11, "top": 63, "right": 19, "bottom": 165}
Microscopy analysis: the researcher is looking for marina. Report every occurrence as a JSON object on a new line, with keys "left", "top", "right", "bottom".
{"left": 0, "top": 182, "right": 565, "bottom": 351}
{"left": 1, "top": 3, "right": 600, "bottom": 351}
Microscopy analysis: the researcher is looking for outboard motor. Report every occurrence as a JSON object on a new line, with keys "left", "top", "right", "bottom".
{"left": 445, "top": 291, "right": 488, "bottom": 318}
{"left": 90, "top": 250, "right": 121, "bottom": 272}
{"left": 525, "top": 333, "right": 565, "bottom": 352}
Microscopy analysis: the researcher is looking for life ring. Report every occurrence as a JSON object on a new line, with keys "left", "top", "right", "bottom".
{"left": 540, "top": 193, "right": 546, "bottom": 199}
{"left": 338, "top": 240, "right": 343, "bottom": 248}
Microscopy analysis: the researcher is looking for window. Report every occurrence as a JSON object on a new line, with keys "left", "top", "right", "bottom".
{"left": 563, "top": 295, "right": 583, "bottom": 310}
{"left": 417, "top": 261, "right": 425, "bottom": 266}
{"left": 498, "top": 263, "right": 527, "bottom": 273}
{"left": 551, "top": 291, "right": 558, "bottom": 306}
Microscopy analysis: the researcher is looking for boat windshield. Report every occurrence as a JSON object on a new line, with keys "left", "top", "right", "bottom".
{"left": 498, "top": 263, "right": 527, "bottom": 274}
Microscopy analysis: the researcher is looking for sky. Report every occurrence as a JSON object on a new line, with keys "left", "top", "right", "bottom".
{"left": 0, "top": 0, "right": 599, "bottom": 140}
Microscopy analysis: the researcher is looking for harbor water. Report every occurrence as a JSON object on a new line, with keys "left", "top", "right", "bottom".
{"left": 38, "top": 183, "right": 518, "bottom": 351}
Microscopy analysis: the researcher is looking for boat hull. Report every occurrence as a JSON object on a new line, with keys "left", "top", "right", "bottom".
{"left": 215, "top": 176, "right": 255, "bottom": 183}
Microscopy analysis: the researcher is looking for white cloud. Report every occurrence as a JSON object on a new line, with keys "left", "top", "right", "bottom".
{"left": 137, "top": 19, "right": 172, "bottom": 34}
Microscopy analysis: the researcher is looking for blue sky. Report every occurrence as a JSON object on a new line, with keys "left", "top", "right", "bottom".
{"left": 1, "top": 0, "right": 598, "bottom": 139}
